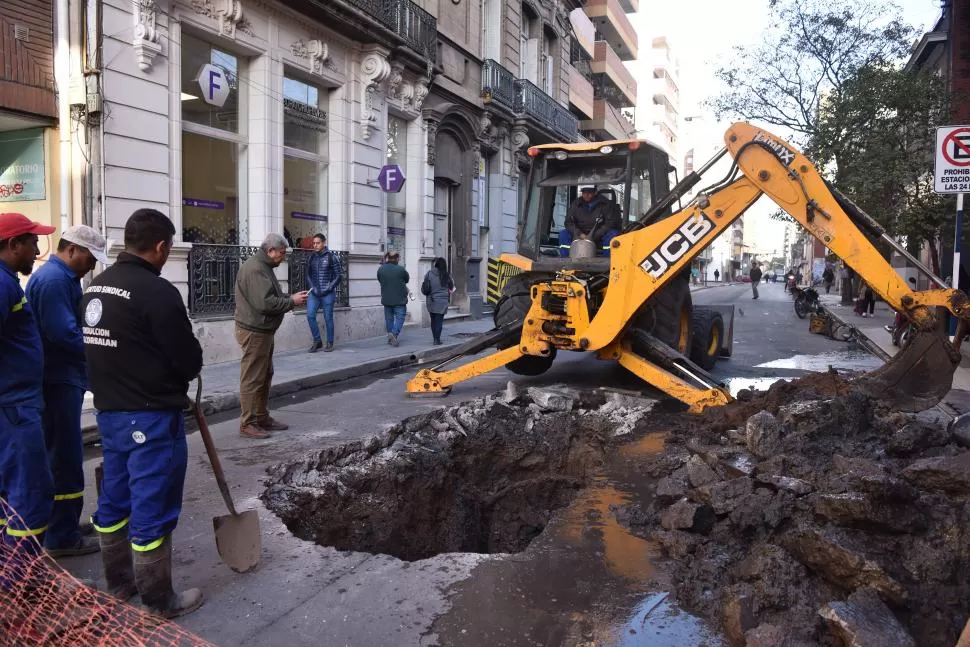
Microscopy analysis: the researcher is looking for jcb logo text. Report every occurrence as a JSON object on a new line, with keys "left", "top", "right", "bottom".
{"left": 640, "top": 213, "right": 714, "bottom": 279}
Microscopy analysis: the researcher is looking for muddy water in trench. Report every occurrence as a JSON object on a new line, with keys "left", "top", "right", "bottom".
{"left": 432, "top": 430, "right": 724, "bottom": 647}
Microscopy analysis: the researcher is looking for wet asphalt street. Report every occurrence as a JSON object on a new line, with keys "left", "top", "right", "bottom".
{"left": 62, "top": 280, "right": 874, "bottom": 646}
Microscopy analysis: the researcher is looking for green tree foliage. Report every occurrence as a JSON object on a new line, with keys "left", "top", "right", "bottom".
{"left": 710, "top": 0, "right": 954, "bottom": 274}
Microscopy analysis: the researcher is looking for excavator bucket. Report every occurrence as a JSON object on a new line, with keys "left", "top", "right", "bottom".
{"left": 854, "top": 328, "right": 961, "bottom": 412}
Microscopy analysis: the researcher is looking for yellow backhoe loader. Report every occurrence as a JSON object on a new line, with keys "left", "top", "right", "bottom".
{"left": 407, "top": 123, "right": 969, "bottom": 413}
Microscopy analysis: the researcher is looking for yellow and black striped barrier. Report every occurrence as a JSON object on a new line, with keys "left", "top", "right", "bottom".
{"left": 486, "top": 257, "right": 524, "bottom": 305}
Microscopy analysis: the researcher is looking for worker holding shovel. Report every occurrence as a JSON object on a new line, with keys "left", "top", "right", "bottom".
{"left": 82, "top": 209, "right": 204, "bottom": 618}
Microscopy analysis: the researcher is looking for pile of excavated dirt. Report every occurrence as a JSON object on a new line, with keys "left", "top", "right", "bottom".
{"left": 261, "top": 385, "right": 631, "bottom": 561}
{"left": 621, "top": 371, "right": 970, "bottom": 647}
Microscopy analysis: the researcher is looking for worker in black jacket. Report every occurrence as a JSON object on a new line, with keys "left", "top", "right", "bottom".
{"left": 81, "top": 209, "right": 203, "bottom": 618}
{"left": 559, "top": 187, "right": 622, "bottom": 257}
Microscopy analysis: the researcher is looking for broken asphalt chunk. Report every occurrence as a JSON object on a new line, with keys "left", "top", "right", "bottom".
{"left": 902, "top": 452, "right": 970, "bottom": 495}
{"left": 745, "top": 411, "right": 781, "bottom": 458}
{"left": 819, "top": 588, "right": 916, "bottom": 647}
{"left": 660, "top": 498, "right": 716, "bottom": 534}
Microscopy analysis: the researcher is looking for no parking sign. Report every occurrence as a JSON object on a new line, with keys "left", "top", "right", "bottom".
{"left": 935, "top": 125, "right": 970, "bottom": 194}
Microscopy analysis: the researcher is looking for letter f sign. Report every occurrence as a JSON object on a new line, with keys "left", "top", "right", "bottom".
{"left": 198, "top": 63, "right": 229, "bottom": 107}
{"left": 208, "top": 70, "right": 221, "bottom": 100}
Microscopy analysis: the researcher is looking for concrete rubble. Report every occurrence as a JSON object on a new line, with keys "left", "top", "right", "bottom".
{"left": 258, "top": 375, "right": 970, "bottom": 647}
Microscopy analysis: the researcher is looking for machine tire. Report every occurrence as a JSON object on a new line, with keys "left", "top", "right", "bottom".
{"left": 494, "top": 272, "right": 557, "bottom": 376}
{"left": 689, "top": 309, "right": 724, "bottom": 371}
{"left": 794, "top": 294, "right": 809, "bottom": 319}
{"left": 633, "top": 276, "right": 694, "bottom": 354}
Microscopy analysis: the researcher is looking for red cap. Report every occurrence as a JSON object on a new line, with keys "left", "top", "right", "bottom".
{"left": 0, "top": 212, "right": 57, "bottom": 240}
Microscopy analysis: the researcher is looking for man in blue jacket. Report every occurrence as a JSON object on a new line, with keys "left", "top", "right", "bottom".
{"left": 26, "top": 225, "right": 110, "bottom": 557}
{"left": 0, "top": 212, "right": 56, "bottom": 565}
{"left": 305, "top": 233, "right": 342, "bottom": 353}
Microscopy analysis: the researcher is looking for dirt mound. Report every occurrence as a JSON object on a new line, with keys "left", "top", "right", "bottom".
{"left": 622, "top": 372, "right": 970, "bottom": 646}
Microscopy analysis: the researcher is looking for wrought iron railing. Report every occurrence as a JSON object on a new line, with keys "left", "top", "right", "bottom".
{"left": 481, "top": 59, "right": 516, "bottom": 111}
{"left": 345, "top": 0, "right": 437, "bottom": 58}
{"left": 288, "top": 249, "right": 351, "bottom": 308}
{"left": 515, "top": 79, "right": 579, "bottom": 142}
{"left": 187, "top": 245, "right": 350, "bottom": 316}
{"left": 188, "top": 244, "right": 259, "bottom": 316}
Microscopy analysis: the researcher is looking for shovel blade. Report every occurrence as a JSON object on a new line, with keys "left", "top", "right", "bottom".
{"left": 855, "top": 328, "right": 960, "bottom": 412}
{"left": 213, "top": 509, "right": 261, "bottom": 573}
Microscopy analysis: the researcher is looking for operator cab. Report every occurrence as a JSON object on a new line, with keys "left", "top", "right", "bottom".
{"left": 519, "top": 140, "right": 675, "bottom": 259}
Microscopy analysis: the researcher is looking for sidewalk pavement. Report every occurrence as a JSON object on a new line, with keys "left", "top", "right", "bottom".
{"left": 81, "top": 316, "right": 495, "bottom": 438}
{"left": 79, "top": 281, "right": 738, "bottom": 437}
{"left": 818, "top": 293, "right": 970, "bottom": 413}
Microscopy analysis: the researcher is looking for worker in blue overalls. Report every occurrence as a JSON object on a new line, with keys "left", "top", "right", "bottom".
{"left": 0, "top": 212, "right": 56, "bottom": 568}
{"left": 26, "top": 225, "right": 111, "bottom": 558}
{"left": 83, "top": 209, "right": 204, "bottom": 617}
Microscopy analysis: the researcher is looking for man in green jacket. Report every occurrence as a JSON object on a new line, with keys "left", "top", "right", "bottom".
{"left": 234, "top": 233, "right": 307, "bottom": 439}
{"left": 377, "top": 251, "right": 409, "bottom": 346}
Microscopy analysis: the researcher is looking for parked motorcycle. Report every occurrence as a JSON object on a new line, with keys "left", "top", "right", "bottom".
{"left": 791, "top": 285, "right": 820, "bottom": 319}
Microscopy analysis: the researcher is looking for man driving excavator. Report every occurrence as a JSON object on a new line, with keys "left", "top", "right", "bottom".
{"left": 559, "top": 187, "right": 622, "bottom": 257}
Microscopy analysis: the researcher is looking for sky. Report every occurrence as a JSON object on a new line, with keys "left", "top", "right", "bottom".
{"left": 630, "top": 0, "right": 946, "bottom": 262}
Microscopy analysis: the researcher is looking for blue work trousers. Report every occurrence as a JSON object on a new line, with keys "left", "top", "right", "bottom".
{"left": 558, "top": 229, "right": 620, "bottom": 257}
{"left": 384, "top": 305, "right": 406, "bottom": 337}
{"left": 93, "top": 410, "right": 187, "bottom": 551}
{"left": 0, "top": 405, "right": 53, "bottom": 558}
{"left": 307, "top": 291, "right": 336, "bottom": 345}
{"left": 42, "top": 384, "right": 85, "bottom": 550}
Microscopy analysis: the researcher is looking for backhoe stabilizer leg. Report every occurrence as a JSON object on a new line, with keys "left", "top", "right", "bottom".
{"left": 406, "top": 346, "right": 532, "bottom": 396}
{"left": 615, "top": 345, "right": 732, "bottom": 413}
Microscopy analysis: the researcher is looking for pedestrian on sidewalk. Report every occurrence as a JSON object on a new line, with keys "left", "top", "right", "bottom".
{"left": 82, "top": 209, "right": 204, "bottom": 617}
{"left": 0, "top": 212, "right": 56, "bottom": 567}
{"left": 860, "top": 282, "right": 876, "bottom": 318}
{"left": 305, "top": 234, "right": 342, "bottom": 353}
{"left": 822, "top": 265, "right": 834, "bottom": 294}
{"left": 378, "top": 251, "right": 409, "bottom": 346}
{"left": 749, "top": 262, "right": 762, "bottom": 300}
{"left": 25, "top": 225, "right": 109, "bottom": 558}
{"left": 713, "top": 268, "right": 720, "bottom": 283}
{"left": 422, "top": 257, "right": 455, "bottom": 345}
{"left": 234, "top": 233, "right": 308, "bottom": 439}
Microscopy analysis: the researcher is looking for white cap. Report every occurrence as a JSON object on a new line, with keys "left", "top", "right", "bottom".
{"left": 61, "top": 225, "right": 111, "bottom": 266}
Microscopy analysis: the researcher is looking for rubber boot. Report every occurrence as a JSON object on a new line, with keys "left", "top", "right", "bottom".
{"left": 99, "top": 527, "right": 137, "bottom": 601}
{"left": 133, "top": 537, "right": 203, "bottom": 618}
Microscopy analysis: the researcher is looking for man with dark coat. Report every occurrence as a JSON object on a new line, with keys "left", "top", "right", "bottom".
{"left": 559, "top": 187, "right": 620, "bottom": 257}
{"left": 749, "top": 262, "right": 763, "bottom": 300}
{"left": 82, "top": 209, "right": 203, "bottom": 617}
{"left": 305, "top": 233, "right": 342, "bottom": 353}
{"left": 378, "top": 251, "right": 410, "bottom": 346}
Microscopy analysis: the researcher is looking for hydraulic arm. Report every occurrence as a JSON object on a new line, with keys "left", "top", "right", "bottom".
{"left": 407, "top": 123, "right": 970, "bottom": 413}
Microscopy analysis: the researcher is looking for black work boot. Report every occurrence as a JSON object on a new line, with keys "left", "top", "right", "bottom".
{"left": 308, "top": 341, "right": 322, "bottom": 353}
{"left": 99, "top": 526, "right": 137, "bottom": 601}
{"left": 133, "top": 537, "right": 203, "bottom": 618}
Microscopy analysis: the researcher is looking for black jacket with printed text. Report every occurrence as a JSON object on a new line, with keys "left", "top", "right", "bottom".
{"left": 81, "top": 252, "right": 203, "bottom": 411}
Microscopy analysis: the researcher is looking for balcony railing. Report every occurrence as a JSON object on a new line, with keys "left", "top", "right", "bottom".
{"left": 288, "top": 249, "right": 351, "bottom": 308}
{"left": 345, "top": 0, "right": 437, "bottom": 57}
{"left": 515, "top": 79, "right": 579, "bottom": 142}
{"left": 187, "top": 244, "right": 349, "bottom": 316}
{"left": 482, "top": 59, "right": 517, "bottom": 111}
{"left": 570, "top": 38, "right": 594, "bottom": 83}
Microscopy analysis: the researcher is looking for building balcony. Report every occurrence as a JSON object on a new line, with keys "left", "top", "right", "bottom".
{"left": 617, "top": 0, "right": 638, "bottom": 14}
{"left": 293, "top": 0, "right": 437, "bottom": 60}
{"left": 515, "top": 79, "right": 580, "bottom": 142}
{"left": 584, "top": 0, "right": 637, "bottom": 61}
{"left": 591, "top": 41, "right": 636, "bottom": 107}
{"left": 652, "top": 102, "right": 678, "bottom": 135}
{"left": 482, "top": 60, "right": 579, "bottom": 141}
{"left": 653, "top": 70, "right": 679, "bottom": 104}
{"left": 570, "top": 9, "right": 596, "bottom": 57}
{"left": 580, "top": 98, "right": 634, "bottom": 141}
{"left": 568, "top": 65, "right": 595, "bottom": 120}
{"left": 482, "top": 59, "right": 518, "bottom": 112}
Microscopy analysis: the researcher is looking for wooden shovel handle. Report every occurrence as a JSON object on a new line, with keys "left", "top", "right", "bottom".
{"left": 194, "top": 376, "right": 238, "bottom": 516}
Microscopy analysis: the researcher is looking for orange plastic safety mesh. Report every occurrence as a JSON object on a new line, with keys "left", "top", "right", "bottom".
{"left": 0, "top": 499, "right": 214, "bottom": 646}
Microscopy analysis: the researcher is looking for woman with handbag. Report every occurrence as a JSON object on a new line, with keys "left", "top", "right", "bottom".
{"left": 422, "top": 257, "right": 455, "bottom": 345}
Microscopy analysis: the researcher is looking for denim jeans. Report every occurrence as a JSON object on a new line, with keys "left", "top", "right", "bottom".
{"left": 384, "top": 305, "right": 406, "bottom": 337}
{"left": 307, "top": 291, "right": 336, "bottom": 345}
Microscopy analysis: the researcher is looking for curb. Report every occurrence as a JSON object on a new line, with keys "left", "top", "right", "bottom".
{"left": 81, "top": 337, "right": 478, "bottom": 444}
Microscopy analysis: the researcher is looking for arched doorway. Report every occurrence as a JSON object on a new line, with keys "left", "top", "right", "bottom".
{"left": 432, "top": 123, "right": 474, "bottom": 306}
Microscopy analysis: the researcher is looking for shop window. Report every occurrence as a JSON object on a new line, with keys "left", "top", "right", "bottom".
{"left": 180, "top": 35, "right": 246, "bottom": 245}
{"left": 283, "top": 74, "right": 329, "bottom": 249}
{"left": 386, "top": 116, "right": 407, "bottom": 258}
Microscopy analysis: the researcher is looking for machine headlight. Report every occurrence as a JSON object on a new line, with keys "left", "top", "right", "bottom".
{"left": 554, "top": 151, "right": 568, "bottom": 160}
{"left": 599, "top": 145, "right": 614, "bottom": 154}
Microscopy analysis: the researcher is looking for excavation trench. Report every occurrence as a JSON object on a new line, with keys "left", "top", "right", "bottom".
{"left": 260, "top": 387, "right": 643, "bottom": 561}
